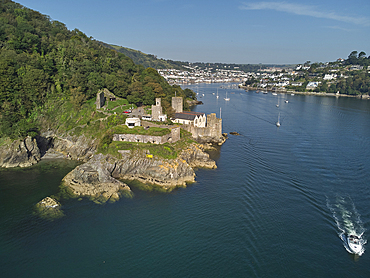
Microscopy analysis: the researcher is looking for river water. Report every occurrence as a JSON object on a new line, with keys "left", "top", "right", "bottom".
{"left": 1, "top": 83, "right": 369, "bottom": 277}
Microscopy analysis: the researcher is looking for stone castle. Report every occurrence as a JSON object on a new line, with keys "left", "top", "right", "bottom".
{"left": 96, "top": 89, "right": 223, "bottom": 145}
{"left": 170, "top": 97, "right": 223, "bottom": 144}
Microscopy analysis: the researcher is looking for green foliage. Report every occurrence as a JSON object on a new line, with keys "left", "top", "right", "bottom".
{"left": 104, "top": 44, "right": 188, "bottom": 70}
{"left": 346, "top": 50, "right": 370, "bottom": 66}
{"left": 98, "top": 131, "right": 113, "bottom": 151}
{"left": 98, "top": 127, "right": 194, "bottom": 160}
{"left": 0, "top": 1, "right": 192, "bottom": 139}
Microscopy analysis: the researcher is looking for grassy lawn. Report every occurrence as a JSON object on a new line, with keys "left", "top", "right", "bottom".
{"left": 106, "top": 99, "right": 134, "bottom": 111}
{"left": 106, "top": 141, "right": 178, "bottom": 159}
{"left": 98, "top": 128, "right": 195, "bottom": 159}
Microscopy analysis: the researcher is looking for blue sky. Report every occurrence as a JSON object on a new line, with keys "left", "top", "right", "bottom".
{"left": 17, "top": 0, "right": 370, "bottom": 64}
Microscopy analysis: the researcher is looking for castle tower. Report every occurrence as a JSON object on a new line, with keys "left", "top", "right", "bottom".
{"left": 152, "top": 98, "right": 163, "bottom": 121}
{"left": 172, "top": 97, "right": 183, "bottom": 113}
{"left": 207, "top": 113, "right": 222, "bottom": 138}
{"left": 155, "top": 98, "right": 161, "bottom": 107}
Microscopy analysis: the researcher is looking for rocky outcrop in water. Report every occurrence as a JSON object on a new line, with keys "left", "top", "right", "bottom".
{"left": 61, "top": 142, "right": 216, "bottom": 196}
{"left": 34, "top": 197, "right": 64, "bottom": 220}
{"left": 2, "top": 133, "right": 218, "bottom": 207}
{"left": 0, "top": 136, "right": 41, "bottom": 168}
{"left": 180, "top": 143, "right": 217, "bottom": 169}
{"left": 61, "top": 153, "right": 132, "bottom": 203}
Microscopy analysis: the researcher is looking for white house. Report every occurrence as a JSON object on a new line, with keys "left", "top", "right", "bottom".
{"left": 125, "top": 117, "right": 141, "bottom": 128}
{"left": 323, "top": 74, "right": 337, "bottom": 80}
{"left": 306, "top": 81, "right": 320, "bottom": 89}
{"left": 172, "top": 111, "right": 206, "bottom": 127}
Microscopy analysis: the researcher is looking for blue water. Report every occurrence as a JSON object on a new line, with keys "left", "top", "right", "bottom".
{"left": 1, "top": 83, "right": 370, "bottom": 277}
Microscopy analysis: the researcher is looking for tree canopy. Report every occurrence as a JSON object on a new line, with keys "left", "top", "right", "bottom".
{"left": 0, "top": 0, "right": 194, "bottom": 139}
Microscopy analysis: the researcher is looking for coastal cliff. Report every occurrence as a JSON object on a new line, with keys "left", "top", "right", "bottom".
{"left": 0, "top": 133, "right": 218, "bottom": 208}
{"left": 61, "top": 142, "right": 216, "bottom": 201}
{"left": 61, "top": 153, "right": 132, "bottom": 204}
{"left": 0, "top": 136, "right": 41, "bottom": 168}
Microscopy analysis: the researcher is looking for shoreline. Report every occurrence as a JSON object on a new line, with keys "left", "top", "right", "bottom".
{"left": 239, "top": 85, "right": 370, "bottom": 99}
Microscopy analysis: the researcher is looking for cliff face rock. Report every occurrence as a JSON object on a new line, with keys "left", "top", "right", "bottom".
{"left": 62, "top": 143, "right": 216, "bottom": 195}
{"left": 51, "top": 134, "right": 97, "bottom": 162}
{"left": 0, "top": 133, "right": 97, "bottom": 168}
{"left": 180, "top": 143, "right": 217, "bottom": 169}
{"left": 62, "top": 153, "right": 132, "bottom": 204}
{"left": 107, "top": 143, "right": 216, "bottom": 190}
{"left": 195, "top": 133, "right": 227, "bottom": 146}
{"left": 111, "top": 152, "right": 196, "bottom": 190}
{"left": 0, "top": 136, "right": 41, "bottom": 168}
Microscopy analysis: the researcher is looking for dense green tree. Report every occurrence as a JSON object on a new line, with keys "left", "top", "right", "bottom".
{"left": 0, "top": 0, "right": 195, "bottom": 139}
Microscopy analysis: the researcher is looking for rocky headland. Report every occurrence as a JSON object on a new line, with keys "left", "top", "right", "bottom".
{"left": 0, "top": 131, "right": 219, "bottom": 215}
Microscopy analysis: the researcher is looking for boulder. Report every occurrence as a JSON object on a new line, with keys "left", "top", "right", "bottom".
{"left": 34, "top": 197, "right": 64, "bottom": 220}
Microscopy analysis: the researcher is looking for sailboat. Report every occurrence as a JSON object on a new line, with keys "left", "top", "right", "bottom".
{"left": 224, "top": 91, "right": 230, "bottom": 101}
{"left": 216, "top": 88, "right": 219, "bottom": 99}
{"left": 276, "top": 112, "right": 281, "bottom": 127}
{"left": 276, "top": 95, "right": 279, "bottom": 107}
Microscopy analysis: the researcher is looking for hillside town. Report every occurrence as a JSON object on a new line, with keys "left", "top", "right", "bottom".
{"left": 157, "top": 65, "right": 250, "bottom": 84}
{"left": 158, "top": 58, "right": 370, "bottom": 96}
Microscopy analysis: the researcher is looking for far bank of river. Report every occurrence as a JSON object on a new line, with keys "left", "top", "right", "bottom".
{"left": 239, "top": 85, "right": 370, "bottom": 99}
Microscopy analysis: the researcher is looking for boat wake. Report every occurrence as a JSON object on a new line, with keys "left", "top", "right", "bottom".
{"left": 327, "top": 195, "right": 366, "bottom": 256}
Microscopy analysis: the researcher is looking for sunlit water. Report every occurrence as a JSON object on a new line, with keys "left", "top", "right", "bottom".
{"left": 1, "top": 83, "right": 369, "bottom": 277}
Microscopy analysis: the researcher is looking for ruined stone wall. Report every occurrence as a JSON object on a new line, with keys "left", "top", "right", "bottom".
{"left": 170, "top": 127, "right": 180, "bottom": 143}
{"left": 113, "top": 127, "right": 180, "bottom": 144}
{"left": 96, "top": 91, "right": 105, "bottom": 109}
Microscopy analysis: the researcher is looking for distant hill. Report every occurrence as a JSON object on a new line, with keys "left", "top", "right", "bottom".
{"left": 101, "top": 43, "right": 187, "bottom": 70}
{"left": 102, "top": 43, "right": 293, "bottom": 73}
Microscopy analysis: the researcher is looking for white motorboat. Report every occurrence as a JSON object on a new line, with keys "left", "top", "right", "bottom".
{"left": 347, "top": 234, "right": 363, "bottom": 255}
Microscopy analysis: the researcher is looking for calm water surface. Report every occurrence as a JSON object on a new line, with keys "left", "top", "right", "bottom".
{"left": 1, "top": 83, "right": 370, "bottom": 277}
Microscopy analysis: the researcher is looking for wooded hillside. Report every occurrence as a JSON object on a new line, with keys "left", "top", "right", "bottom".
{"left": 0, "top": 0, "right": 194, "bottom": 139}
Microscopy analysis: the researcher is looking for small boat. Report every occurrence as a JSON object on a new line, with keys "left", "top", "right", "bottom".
{"left": 291, "top": 93, "right": 295, "bottom": 96}
{"left": 347, "top": 234, "right": 363, "bottom": 255}
{"left": 224, "top": 91, "right": 230, "bottom": 101}
{"left": 276, "top": 113, "right": 281, "bottom": 127}
{"left": 285, "top": 100, "right": 289, "bottom": 103}
{"left": 272, "top": 92, "right": 277, "bottom": 96}
{"left": 263, "top": 91, "right": 268, "bottom": 94}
